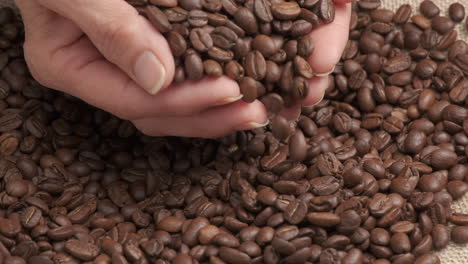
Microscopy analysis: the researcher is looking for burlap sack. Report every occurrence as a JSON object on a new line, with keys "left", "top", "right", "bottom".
{"left": 1, "top": 0, "right": 467, "bottom": 262}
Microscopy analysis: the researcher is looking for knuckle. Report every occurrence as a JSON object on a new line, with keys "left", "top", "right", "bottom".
{"left": 22, "top": 42, "right": 55, "bottom": 88}
{"left": 132, "top": 121, "right": 164, "bottom": 137}
{"left": 111, "top": 106, "right": 135, "bottom": 121}
{"left": 98, "top": 20, "right": 139, "bottom": 60}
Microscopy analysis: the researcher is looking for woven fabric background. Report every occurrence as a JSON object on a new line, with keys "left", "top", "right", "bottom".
{"left": 1, "top": 0, "right": 467, "bottom": 263}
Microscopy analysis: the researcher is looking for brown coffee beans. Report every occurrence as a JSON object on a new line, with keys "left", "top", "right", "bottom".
{"left": 0, "top": 0, "right": 466, "bottom": 263}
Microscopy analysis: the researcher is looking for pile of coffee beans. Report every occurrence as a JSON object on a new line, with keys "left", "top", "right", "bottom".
{"left": 126, "top": 0, "right": 336, "bottom": 107}
{"left": 0, "top": 0, "right": 468, "bottom": 263}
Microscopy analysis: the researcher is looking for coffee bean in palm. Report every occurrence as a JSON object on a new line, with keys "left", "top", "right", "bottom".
{"left": 224, "top": 60, "right": 245, "bottom": 81}
{"left": 164, "top": 7, "right": 188, "bottom": 23}
{"left": 207, "top": 47, "right": 234, "bottom": 62}
{"left": 188, "top": 10, "right": 208, "bottom": 27}
{"left": 212, "top": 26, "right": 238, "bottom": 49}
{"left": 185, "top": 50, "right": 204, "bottom": 81}
{"left": 167, "top": 31, "right": 187, "bottom": 56}
{"left": 146, "top": 5, "right": 172, "bottom": 33}
{"left": 189, "top": 28, "right": 213, "bottom": 52}
{"left": 203, "top": 59, "right": 223, "bottom": 77}
{"left": 240, "top": 77, "right": 259, "bottom": 102}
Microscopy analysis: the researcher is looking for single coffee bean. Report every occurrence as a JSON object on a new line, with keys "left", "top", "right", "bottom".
{"left": 317, "top": 0, "right": 335, "bottom": 23}
{"left": 293, "top": 56, "right": 313, "bottom": 79}
{"left": 167, "top": 31, "right": 187, "bottom": 56}
{"left": 452, "top": 226, "right": 468, "bottom": 244}
{"left": 394, "top": 4, "right": 412, "bottom": 24}
{"left": 431, "top": 16, "right": 455, "bottom": 34}
{"left": 244, "top": 51, "right": 267, "bottom": 80}
{"left": 184, "top": 50, "right": 204, "bottom": 81}
{"left": 254, "top": 0, "right": 273, "bottom": 23}
{"left": 225, "top": 61, "right": 245, "bottom": 81}
{"left": 189, "top": 28, "right": 213, "bottom": 52}
{"left": 212, "top": 26, "right": 238, "bottom": 49}
{"left": 64, "top": 239, "right": 99, "bottom": 261}
{"left": 252, "top": 35, "right": 277, "bottom": 57}
{"left": 234, "top": 7, "right": 259, "bottom": 34}
{"left": 164, "top": 7, "right": 188, "bottom": 23}
{"left": 203, "top": 60, "right": 223, "bottom": 77}
{"left": 415, "top": 254, "right": 440, "bottom": 264}
{"left": 208, "top": 47, "right": 234, "bottom": 62}
{"left": 420, "top": 1, "right": 440, "bottom": 18}
{"left": 272, "top": 2, "right": 301, "bottom": 20}
{"left": 240, "top": 77, "right": 259, "bottom": 103}
{"left": 146, "top": 6, "right": 172, "bottom": 33}
{"left": 449, "top": 3, "right": 465, "bottom": 22}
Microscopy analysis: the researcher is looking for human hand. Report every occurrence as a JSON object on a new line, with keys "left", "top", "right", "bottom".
{"left": 16, "top": 0, "right": 352, "bottom": 138}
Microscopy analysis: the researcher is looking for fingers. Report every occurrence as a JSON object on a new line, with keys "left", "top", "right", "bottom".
{"left": 133, "top": 100, "right": 268, "bottom": 138}
{"left": 308, "top": 3, "right": 351, "bottom": 74}
{"left": 36, "top": 0, "right": 175, "bottom": 95}
{"left": 334, "top": 0, "right": 354, "bottom": 4}
{"left": 36, "top": 35, "right": 241, "bottom": 120}
{"left": 301, "top": 76, "right": 329, "bottom": 106}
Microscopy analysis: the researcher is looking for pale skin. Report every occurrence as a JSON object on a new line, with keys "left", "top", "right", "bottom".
{"left": 16, "top": 0, "right": 353, "bottom": 138}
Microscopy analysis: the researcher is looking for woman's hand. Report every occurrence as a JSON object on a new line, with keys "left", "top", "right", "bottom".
{"left": 16, "top": 0, "right": 352, "bottom": 138}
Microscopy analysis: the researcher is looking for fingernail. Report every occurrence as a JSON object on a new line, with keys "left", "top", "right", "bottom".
{"left": 215, "top": 94, "right": 243, "bottom": 106}
{"left": 134, "top": 51, "right": 166, "bottom": 95}
{"left": 315, "top": 65, "right": 335, "bottom": 77}
{"left": 236, "top": 119, "right": 270, "bottom": 130}
{"left": 304, "top": 86, "right": 326, "bottom": 107}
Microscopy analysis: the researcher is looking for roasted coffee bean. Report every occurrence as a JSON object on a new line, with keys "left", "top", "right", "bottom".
{"left": 164, "top": 7, "right": 188, "bottom": 23}
{"left": 167, "top": 31, "right": 187, "bottom": 57}
{"left": 451, "top": 226, "right": 468, "bottom": 244}
{"left": 146, "top": 6, "right": 172, "bottom": 33}
{"left": 212, "top": 26, "right": 238, "bottom": 49}
{"left": 203, "top": 60, "right": 223, "bottom": 77}
{"left": 208, "top": 47, "right": 234, "bottom": 61}
{"left": 449, "top": 3, "right": 466, "bottom": 22}
{"left": 271, "top": 2, "right": 301, "bottom": 20}
{"left": 225, "top": 60, "right": 245, "bottom": 81}
{"left": 252, "top": 35, "right": 277, "bottom": 57}
{"left": 188, "top": 10, "right": 209, "bottom": 27}
{"left": 240, "top": 77, "right": 259, "bottom": 103}
{"left": 190, "top": 28, "right": 213, "bottom": 52}
{"left": 234, "top": 7, "right": 258, "bottom": 34}
{"left": 415, "top": 254, "right": 440, "bottom": 264}
{"left": 184, "top": 50, "right": 204, "bottom": 81}
{"left": 64, "top": 239, "right": 99, "bottom": 261}
{"left": 317, "top": 0, "right": 335, "bottom": 23}
{"left": 1, "top": 2, "right": 468, "bottom": 264}
{"left": 245, "top": 51, "right": 267, "bottom": 80}
{"left": 432, "top": 16, "right": 455, "bottom": 34}
{"left": 394, "top": 4, "right": 412, "bottom": 24}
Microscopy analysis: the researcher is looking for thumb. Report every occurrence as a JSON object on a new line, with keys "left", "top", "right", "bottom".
{"left": 36, "top": 0, "right": 175, "bottom": 95}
